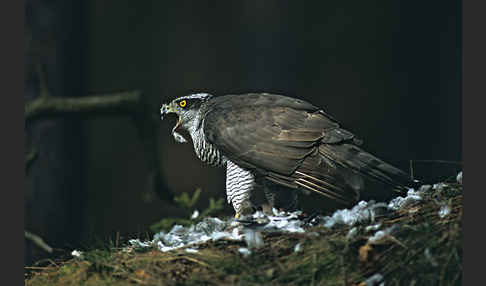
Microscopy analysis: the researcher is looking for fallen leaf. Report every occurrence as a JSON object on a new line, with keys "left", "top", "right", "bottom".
{"left": 359, "top": 244, "right": 374, "bottom": 263}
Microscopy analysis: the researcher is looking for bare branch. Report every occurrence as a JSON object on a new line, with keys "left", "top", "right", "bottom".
{"left": 25, "top": 91, "right": 144, "bottom": 124}
{"left": 25, "top": 230, "right": 53, "bottom": 253}
{"left": 24, "top": 90, "right": 174, "bottom": 202}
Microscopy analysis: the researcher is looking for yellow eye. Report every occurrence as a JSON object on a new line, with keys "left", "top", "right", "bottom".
{"left": 179, "top": 100, "right": 187, "bottom": 107}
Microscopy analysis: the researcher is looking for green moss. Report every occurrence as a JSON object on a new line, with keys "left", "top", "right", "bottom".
{"left": 26, "top": 183, "right": 462, "bottom": 286}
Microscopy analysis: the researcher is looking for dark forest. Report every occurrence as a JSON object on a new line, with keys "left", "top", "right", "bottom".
{"left": 25, "top": 1, "right": 461, "bottom": 285}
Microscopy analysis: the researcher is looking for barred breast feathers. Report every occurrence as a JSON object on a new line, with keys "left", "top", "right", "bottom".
{"left": 189, "top": 115, "right": 226, "bottom": 167}
{"left": 226, "top": 160, "right": 255, "bottom": 212}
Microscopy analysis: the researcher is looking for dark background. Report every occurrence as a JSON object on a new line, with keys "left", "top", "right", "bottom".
{"left": 24, "top": 0, "right": 461, "bottom": 264}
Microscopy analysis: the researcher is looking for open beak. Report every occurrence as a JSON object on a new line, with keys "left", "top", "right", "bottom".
{"left": 161, "top": 103, "right": 187, "bottom": 143}
{"left": 173, "top": 116, "right": 182, "bottom": 131}
{"left": 161, "top": 103, "right": 182, "bottom": 130}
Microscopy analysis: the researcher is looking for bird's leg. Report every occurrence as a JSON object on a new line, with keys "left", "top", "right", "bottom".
{"left": 262, "top": 181, "right": 276, "bottom": 207}
{"left": 262, "top": 186, "right": 276, "bottom": 215}
{"left": 226, "top": 161, "right": 255, "bottom": 218}
{"left": 232, "top": 198, "right": 254, "bottom": 219}
{"left": 285, "top": 189, "right": 299, "bottom": 211}
{"left": 262, "top": 180, "right": 299, "bottom": 213}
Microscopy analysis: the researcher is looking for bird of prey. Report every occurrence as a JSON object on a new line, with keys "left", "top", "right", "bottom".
{"left": 160, "top": 93, "right": 416, "bottom": 218}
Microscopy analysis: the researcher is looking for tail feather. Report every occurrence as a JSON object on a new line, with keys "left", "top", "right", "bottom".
{"left": 290, "top": 152, "right": 364, "bottom": 205}
{"left": 294, "top": 171, "right": 353, "bottom": 204}
{"left": 265, "top": 142, "right": 417, "bottom": 206}
{"left": 318, "top": 144, "right": 415, "bottom": 190}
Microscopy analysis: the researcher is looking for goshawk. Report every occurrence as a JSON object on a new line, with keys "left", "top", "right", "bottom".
{"left": 160, "top": 93, "right": 416, "bottom": 217}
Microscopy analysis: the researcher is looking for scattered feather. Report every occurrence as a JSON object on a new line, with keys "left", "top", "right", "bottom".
{"left": 419, "top": 184, "right": 432, "bottom": 193}
{"left": 238, "top": 247, "right": 252, "bottom": 257}
{"left": 190, "top": 210, "right": 199, "bottom": 220}
{"left": 294, "top": 243, "right": 302, "bottom": 253}
{"left": 433, "top": 183, "right": 448, "bottom": 191}
{"left": 71, "top": 250, "right": 83, "bottom": 259}
{"left": 368, "top": 226, "right": 398, "bottom": 244}
{"left": 388, "top": 189, "right": 423, "bottom": 210}
{"left": 365, "top": 223, "right": 382, "bottom": 232}
{"left": 438, "top": 205, "right": 451, "bottom": 218}
{"left": 185, "top": 248, "right": 199, "bottom": 253}
{"left": 364, "top": 273, "right": 384, "bottom": 286}
{"left": 322, "top": 201, "right": 386, "bottom": 228}
{"left": 128, "top": 239, "right": 151, "bottom": 248}
{"left": 243, "top": 229, "right": 264, "bottom": 249}
{"left": 456, "top": 171, "right": 462, "bottom": 184}
{"left": 346, "top": 227, "right": 358, "bottom": 240}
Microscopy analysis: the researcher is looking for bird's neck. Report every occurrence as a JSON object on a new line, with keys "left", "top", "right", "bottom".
{"left": 184, "top": 113, "right": 203, "bottom": 141}
{"left": 189, "top": 123, "right": 227, "bottom": 167}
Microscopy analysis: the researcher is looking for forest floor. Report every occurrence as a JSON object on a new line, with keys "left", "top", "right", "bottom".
{"left": 25, "top": 177, "right": 462, "bottom": 286}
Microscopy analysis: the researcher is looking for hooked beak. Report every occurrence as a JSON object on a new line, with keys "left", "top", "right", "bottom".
{"left": 160, "top": 103, "right": 183, "bottom": 132}
{"left": 160, "top": 103, "right": 174, "bottom": 120}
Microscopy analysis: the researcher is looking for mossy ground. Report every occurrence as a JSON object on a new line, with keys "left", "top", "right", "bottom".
{"left": 25, "top": 182, "right": 462, "bottom": 286}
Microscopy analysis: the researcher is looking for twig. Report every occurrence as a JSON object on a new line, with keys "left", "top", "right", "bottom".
{"left": 25, "top": 230, "right": 53, "bottom": 253}
{"left": 178, "top": 255, "right": 210, "bottom": 267}
{"left": 24, "top": 266, "right": 50, "bottom": 270}
{"left": 409, "top": 160, "right": 462, "bottom": 166}
{"left": 409, "top": 160, "right": 414, "bottom": 181}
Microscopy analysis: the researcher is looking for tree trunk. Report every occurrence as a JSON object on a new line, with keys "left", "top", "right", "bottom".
{"left": 25, "top": 0, "right": 85, "bottom": 265}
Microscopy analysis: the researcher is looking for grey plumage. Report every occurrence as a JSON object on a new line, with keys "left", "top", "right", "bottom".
{"left": 161, "top": 92, "right": 416, "bottom": 216}
{"left": 226, "top": 160, "right": 254, "bottom": 214}
{"left": 193, "top": 127, "right": 226, "bottom": 167}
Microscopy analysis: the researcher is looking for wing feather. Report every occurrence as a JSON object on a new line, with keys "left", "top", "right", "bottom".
{"left": 202, "top": 93, "right": 411, "bottom": 206}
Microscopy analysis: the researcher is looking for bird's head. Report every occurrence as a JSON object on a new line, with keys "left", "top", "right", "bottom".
{"left": 160, "top": 93, "right": 213, "bottom": 143}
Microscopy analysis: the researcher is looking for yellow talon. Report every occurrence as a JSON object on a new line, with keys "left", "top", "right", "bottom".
{"left": 234, "top": 213, "right": 240, "bottom": 219}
